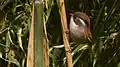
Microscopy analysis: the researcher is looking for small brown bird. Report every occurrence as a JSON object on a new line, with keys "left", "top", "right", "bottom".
{"left": 69, "top": 12, "right": 92, "bottom": 44}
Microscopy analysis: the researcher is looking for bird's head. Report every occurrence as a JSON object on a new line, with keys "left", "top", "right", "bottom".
{"left": 69, "top": 12, "right": 92, "bottom": 44}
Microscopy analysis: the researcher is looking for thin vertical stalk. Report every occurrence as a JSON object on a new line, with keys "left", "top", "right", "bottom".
{"left": 43, "top": 22, "right": 49, "bottom": 67}
{"left": 34, "top": 0, "right": 44, "bottom": 67}
{"left": 59, "top": 0, "right": 73, "bottom": 67}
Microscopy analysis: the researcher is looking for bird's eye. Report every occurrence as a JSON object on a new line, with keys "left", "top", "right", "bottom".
{"left": 73, "top": 17, "right": 86, "bottom": 27}
{"left": 73, "top": 18, "right": 82, "bottom": 26}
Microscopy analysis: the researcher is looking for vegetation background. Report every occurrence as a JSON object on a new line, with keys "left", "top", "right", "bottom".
{"left": 0, "top": 0, "right": 120, "bottom": 67}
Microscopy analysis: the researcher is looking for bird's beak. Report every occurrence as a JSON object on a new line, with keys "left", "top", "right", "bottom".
{"left": 88, "top": 33, "right": 92, "bottom": 42}
{"left": 84, "top": 32, "right": 92, "bottom": 42}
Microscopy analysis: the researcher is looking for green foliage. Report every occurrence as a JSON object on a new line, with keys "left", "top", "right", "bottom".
{"left": 0, "top": 0, "right": 31, "bottom": 66}
{"left": 0, "top": 0, "right": 120, "bottom": 67}
{"left": 48, "top": 0, "right": 120, "bottom": 67}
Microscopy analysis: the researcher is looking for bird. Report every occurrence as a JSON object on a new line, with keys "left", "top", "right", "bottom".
{"left": 69, "top": 12, "right": 92, "bottom": 44}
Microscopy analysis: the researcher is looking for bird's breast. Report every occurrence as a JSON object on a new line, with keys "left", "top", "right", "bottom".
{"left": 69, "top": 18, "right": 86, "bottom": 43}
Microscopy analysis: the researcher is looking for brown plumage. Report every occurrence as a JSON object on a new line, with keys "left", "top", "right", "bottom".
{"left": 69, "top": 12, "right": 92, "bottom": 44}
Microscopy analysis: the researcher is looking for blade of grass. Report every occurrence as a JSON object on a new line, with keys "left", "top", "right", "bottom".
{"left": 17, "top": 27, "right": 24, "bottom": 51}
{"left": 93, "top": 0, "right": 109, "bottom": 30}
{"left": 105, "top": 0, "right": 118, "bottom": 20}
{"left": 43, "top": 19, "right": 49, "bottom": 67}
{"left": 27, "top": 4, "right": 35, "bottom": 67}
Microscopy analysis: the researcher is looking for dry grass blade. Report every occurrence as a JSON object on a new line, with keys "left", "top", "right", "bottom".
{"left": 27, "top": 5, "right": 35, "bottom": 67}
{"left": 43, "top": 21, "right": 49, "bottom": 67}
